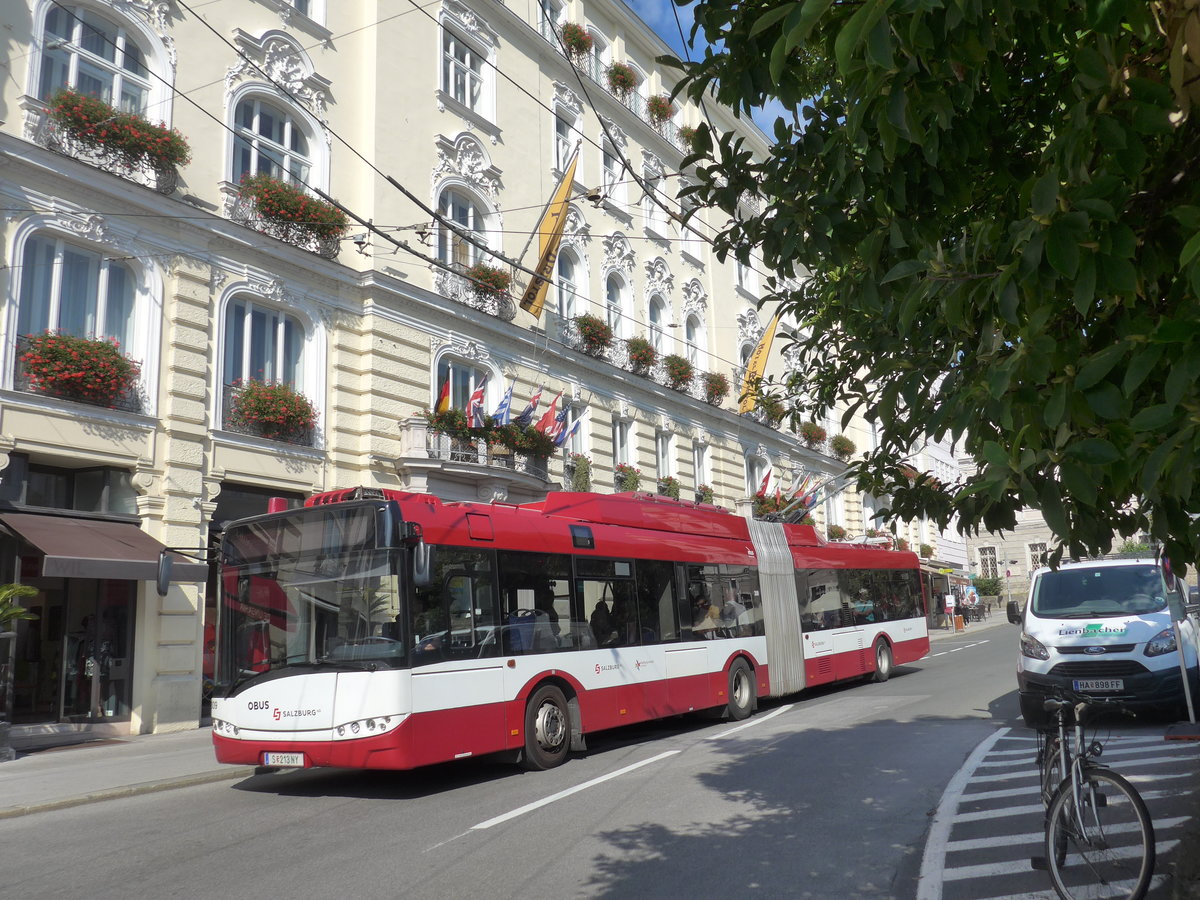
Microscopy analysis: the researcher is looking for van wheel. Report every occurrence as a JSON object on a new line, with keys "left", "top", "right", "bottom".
{"left": 522, "top": 685, "right": 570, "bottom": 770}
{"left": 872, "top": 640, "right": 893, "bottom": 683}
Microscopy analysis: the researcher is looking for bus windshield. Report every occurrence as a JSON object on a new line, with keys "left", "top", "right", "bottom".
{"left": 216, "top": 506, "right": 405, "bottom": 688}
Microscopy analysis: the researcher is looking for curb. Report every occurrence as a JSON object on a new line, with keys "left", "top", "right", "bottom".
{"left": 0, "top": 765, "right": 256, "bottom": 820}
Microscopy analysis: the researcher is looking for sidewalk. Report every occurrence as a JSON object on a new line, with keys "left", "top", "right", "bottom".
{"left": 0, "top": 725, "right": 253, "bottom": 820}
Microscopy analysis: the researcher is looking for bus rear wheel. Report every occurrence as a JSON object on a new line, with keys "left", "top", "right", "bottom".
{"left": 726, "top": 659, "right": 754, "bottom": 720}
{"left": 522, "top": 684, "right": 571, "bottom": 770}
{"left": 872, "top": 640, "right": 893, "bottom": 683}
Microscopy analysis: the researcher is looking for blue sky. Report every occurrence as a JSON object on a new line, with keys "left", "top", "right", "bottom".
{"left": 622, "top": 0, "right": 788, "bottom": 137}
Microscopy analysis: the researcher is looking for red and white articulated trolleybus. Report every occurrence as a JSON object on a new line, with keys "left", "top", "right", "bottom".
{"left": 210, "top": 488, "right": 928, "bottom": 771}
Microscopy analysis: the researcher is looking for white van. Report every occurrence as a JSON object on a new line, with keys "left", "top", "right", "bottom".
{"left": 1013, "top": 557, "right": 1200, "bottom": 728}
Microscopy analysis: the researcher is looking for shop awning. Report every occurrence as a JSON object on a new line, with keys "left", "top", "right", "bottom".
{"left": 0, "top": 513, "right": 209, "bottom": 581}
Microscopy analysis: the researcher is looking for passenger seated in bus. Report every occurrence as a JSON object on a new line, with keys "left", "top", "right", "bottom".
{"left": 590, "top": 600, "right": 616, "bottom": 646}
{"left": 534, "top": 586, "right": 561, "bottom": 638}
{"left": 609, "top": 596, "right": 636, "bottom": 645}
{"left": 691, "top": 584, "right": 722, "bottom": 638}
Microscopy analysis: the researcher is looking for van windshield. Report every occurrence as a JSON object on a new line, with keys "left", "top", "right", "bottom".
{"left": 1030, "top": 564, "right": 1167, "bottom": 619}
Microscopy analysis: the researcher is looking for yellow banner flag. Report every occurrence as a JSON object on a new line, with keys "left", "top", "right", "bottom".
{"left": 519, "top": 152, "right": 579, "bottom": 319}
{"left": 738, "top": 309, "right": 782, "bottom": 414}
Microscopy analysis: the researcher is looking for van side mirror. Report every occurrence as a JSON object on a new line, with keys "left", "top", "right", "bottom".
{"left": 1006, "top": 599, "right": 1022, "bottom": 625}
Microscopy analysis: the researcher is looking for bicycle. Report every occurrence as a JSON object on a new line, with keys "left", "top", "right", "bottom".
{"left": 1030, "top": 688, "right": 1156, "bottom": 900}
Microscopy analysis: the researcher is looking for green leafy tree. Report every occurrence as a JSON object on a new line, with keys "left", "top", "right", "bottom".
{"left": 672, "top": 0, "right": 1200, "bottom": 570}
{"left": 0, "top": 583, "right": 39, "bottom": 631}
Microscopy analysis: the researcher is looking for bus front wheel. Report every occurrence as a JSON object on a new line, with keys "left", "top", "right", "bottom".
{"left": 522, "top": 684, "right": 571, "bottom": 770}
{"left": 726, "top": 659, "right": 754, "bottom": 720}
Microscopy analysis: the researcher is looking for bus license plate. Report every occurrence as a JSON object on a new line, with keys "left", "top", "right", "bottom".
{"left": 1073, "top": 679, "right": 1123, "bottom": 693}
{"left": 262, "top": 752, "right": 306, "bottom": 767}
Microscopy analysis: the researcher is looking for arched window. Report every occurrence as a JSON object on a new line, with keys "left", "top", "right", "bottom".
{"left": 233, "top": 97, "right": 313, "bottom": 185}
{"left": 17, "top": 234, "right": 135, "bottom": 349}
{"left": 557, "top": 250, "right": 579, "bottom": 318}
{"left": 437, "top": 187, "right": 488, "bottom": 267}
{"left": 685, "top": 314, "right": 701, "bottom": 365}
{"left": 38, "top": 5, "right": 151, "bottom": 113}
{"left": 605, "top": 274, "right": 627, "bottom": 337}
{"left": 435, "top": 357, "right": 489, "bottom": 411}
{"left": 745, "top": 455, "right": 767, "bottom": 497}
{"left": 648, "top": 295, "right": 665, "bottom": 352}
{"left": 222, "top": 297, "right": 304, "bottom": 388}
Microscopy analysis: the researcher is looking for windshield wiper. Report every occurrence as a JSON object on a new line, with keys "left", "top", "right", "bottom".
{"left": 223, "top": 653, "right": 316, "bottom": 695}
{"left": 314, "top": 657, "right": 379, "bottom": 672}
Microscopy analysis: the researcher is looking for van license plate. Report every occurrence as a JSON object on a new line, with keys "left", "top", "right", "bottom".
{"left": 262, "top": 752, "right": 306, "bottom": 767}
{"left": 1073, "top": 679, "right": 1123, "bottom": 692}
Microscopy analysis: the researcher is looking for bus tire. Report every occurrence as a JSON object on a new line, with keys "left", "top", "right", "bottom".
{"left": 522, "top": 684, "right": 571, "bottom": 770}
{"left": 872, "top": 640, "right": 893, "bottom": 683}
{"left": 726, "top": 659, "right": 754, "bottom": 721}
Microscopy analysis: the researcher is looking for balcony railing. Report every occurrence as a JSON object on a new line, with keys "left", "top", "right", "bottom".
{"left": 12, "top": 335, "right": 144, "bottom": 413}
{"left": 433, "top": 267, "right": 517, "bottom": 321}
{"left": 538, "top": 22, "right": 687, "bottom": 153}
{"left": 24, "top": 102, "right": 178, "bottom": 195}
{"left": 424, "top": 430, "right": 549, "bottom": 481}
{"left": 226, "top": 192, "right": 341, "bottom": 259}
{"left": 220, "top": 383, "right": 316, "bottom": 447}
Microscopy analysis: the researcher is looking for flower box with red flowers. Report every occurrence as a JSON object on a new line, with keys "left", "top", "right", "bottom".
{"left": 228, "top": 379, "right": 317, "bottom": 442}
{"left": 19, "top": 332, "right": 141, "bottom": 409}
{"left": 48, "top": 89, "right": 191, "bottom": 170}
{"left": 237, "top": 174, "right": 349, "bottom": 252}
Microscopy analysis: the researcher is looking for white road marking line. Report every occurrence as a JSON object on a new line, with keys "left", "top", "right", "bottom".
{"left": 946, "top": 817, "right": 1190, "bottom": 852}
{"left": 916, "top": 727, "right": 1010, "bottom": 900}
{"left": 943, "top": 842, "right": 1179, "bottom": 881}
{"left": 706, "top": 704, "right": 792, "bottom": 739}
{"left": 470, "top": 750, "right": 680, "bottom": 830}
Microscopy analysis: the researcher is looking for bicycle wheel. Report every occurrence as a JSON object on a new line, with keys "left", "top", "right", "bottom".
{"left": 1044, "top": 768, "right": 1155, "bottom": 900}
{"left": 1039, "top": 735, "right": 1064, "bottom": 810}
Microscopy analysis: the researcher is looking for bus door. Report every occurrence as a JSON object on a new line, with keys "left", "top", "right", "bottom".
{"left": 408, "top": 548, "right": 507, "bottom": 764}
{"left": 796, "top": 569, "right": 840, "bottom": 686}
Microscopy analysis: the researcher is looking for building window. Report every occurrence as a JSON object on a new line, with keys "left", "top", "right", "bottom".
{"left": 538, "top": 0, "right": 564, "bottom": 38}
{"left": 555, "top": 111, "right": 577, "bottom": 172}
{"left": 222, "top": 297, "right": 303, "bottom": 388}
{"left": 736, "top": 259, "right": 758, "bottom": 296}
{"left": 649, "top": 295, "right": 665, "bottom": 352}
{"left": 0, "top": 454, "right": 137, "bottom": 516}
{"left": 978, "top": 546, "right": 998, "bottom": 580}
{"left": 443, "top": 28, "right": 484, "bottom": 112}
{"left": 557, "top": 250, "right": 579, "bottom": 319}
{"left": 435, "top": 357, "right": 488, "bottom": 411}
{"left": 644, "top": 190, "right": 669, "bottom": 237}
{"left": 745, "top": 456, "right": 766, "bottom": 497}
{"left": 605, "top": 274, "right": 627, "bottom": 337}
{"left": 611, "top": 416, "right": 630, "bottom": 466}
{"left": 39, "top": 5, "right": 151, "bottom": 113}
{"left": 601, "top": 138, "right": 624, "bottom": 204}
{"left": 437, "top": 187, "right": 487, "bottom": 267}
{"left": 233, "top": 97, "right": 313, "bottom": 185}
{"left": 17, "top": 234, "right": 135, "bottom": 349}
{"left": 656, "top": 431, "right": 673, "bottom": 478}
{"left": 692, "top": 442, "right": 709, "bottom": 492}
{"left": 1028, "top": 542, "right": 1047, "bottom": 571}
{"left": 685, "top": 314, "right": 702, "bottom": 365}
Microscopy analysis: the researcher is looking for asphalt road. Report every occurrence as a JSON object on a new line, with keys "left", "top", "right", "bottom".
{"left": 2, "top": 625, "right": 1108, "bottom": 900}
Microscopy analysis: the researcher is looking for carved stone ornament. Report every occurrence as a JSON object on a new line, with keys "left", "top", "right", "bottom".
{"left": 225, "top": 29, "right": 332, "bottom": 126}
{"left": 553, "top": 82, "right": 583, "bottom": 117}
{"left": 444, "top": 340, "right": 490, "bottom": 363}
{"left": 246, "top": 277, "right": 291, "bottom": 305}
{"left": 599, "top": 117, "right": 627, "bottom": 154}
{"left": 602, "top": 233, "right": 635, "bottom": 275}
{"left": 47, "top": 209, "right": 118, "bottom": 247}
{"left": 110, "top": 0, "right": 177, "bottom": 70}
{"left": 643, "top": 257, "right": 674, "bottom": 299}
{"left": 641, "top": 149, "right": 664, "bottom": 181}
{"left": 442, "top": 0, "right": 499, "bottom": 51}
{"left": 737, "top": 308, "right": 764, "bottom": 345}
{"left": 682, "top": 279, "right": 708, "bottom": 316}
{"left": 432, "top": 133, "right": 503, "bottom": 210}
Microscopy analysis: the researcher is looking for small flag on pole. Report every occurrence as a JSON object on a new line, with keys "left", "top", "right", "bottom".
{"left": 466, "top": 375, "right": 489, "bottom": 427}
{"left": 492, "top": 381, "right": 515, "bottom": 425}
{"left": 435, "top": 377, "right": 451, "bottom": 413}
{"left": 514, "top": 385, "right": 543, "bottom": 427}
{"left": 535, "top": 391, "right": 563, "bottom": 434}
{"left": 546, "top": 406, "right": 570, "bottom": 442}
{"left": 554, "top": 418, "right": 581, "bottom": 448}
{"left": 757, "top": 469, "right": 772, "bottom": 497}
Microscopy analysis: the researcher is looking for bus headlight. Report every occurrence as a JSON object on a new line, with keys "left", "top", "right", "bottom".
{"left": 1145, "top": 628, "right": 1178, "bottom": 657}
{"left": 1020, "top": 632, "right": 1050, "bottom": 661}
